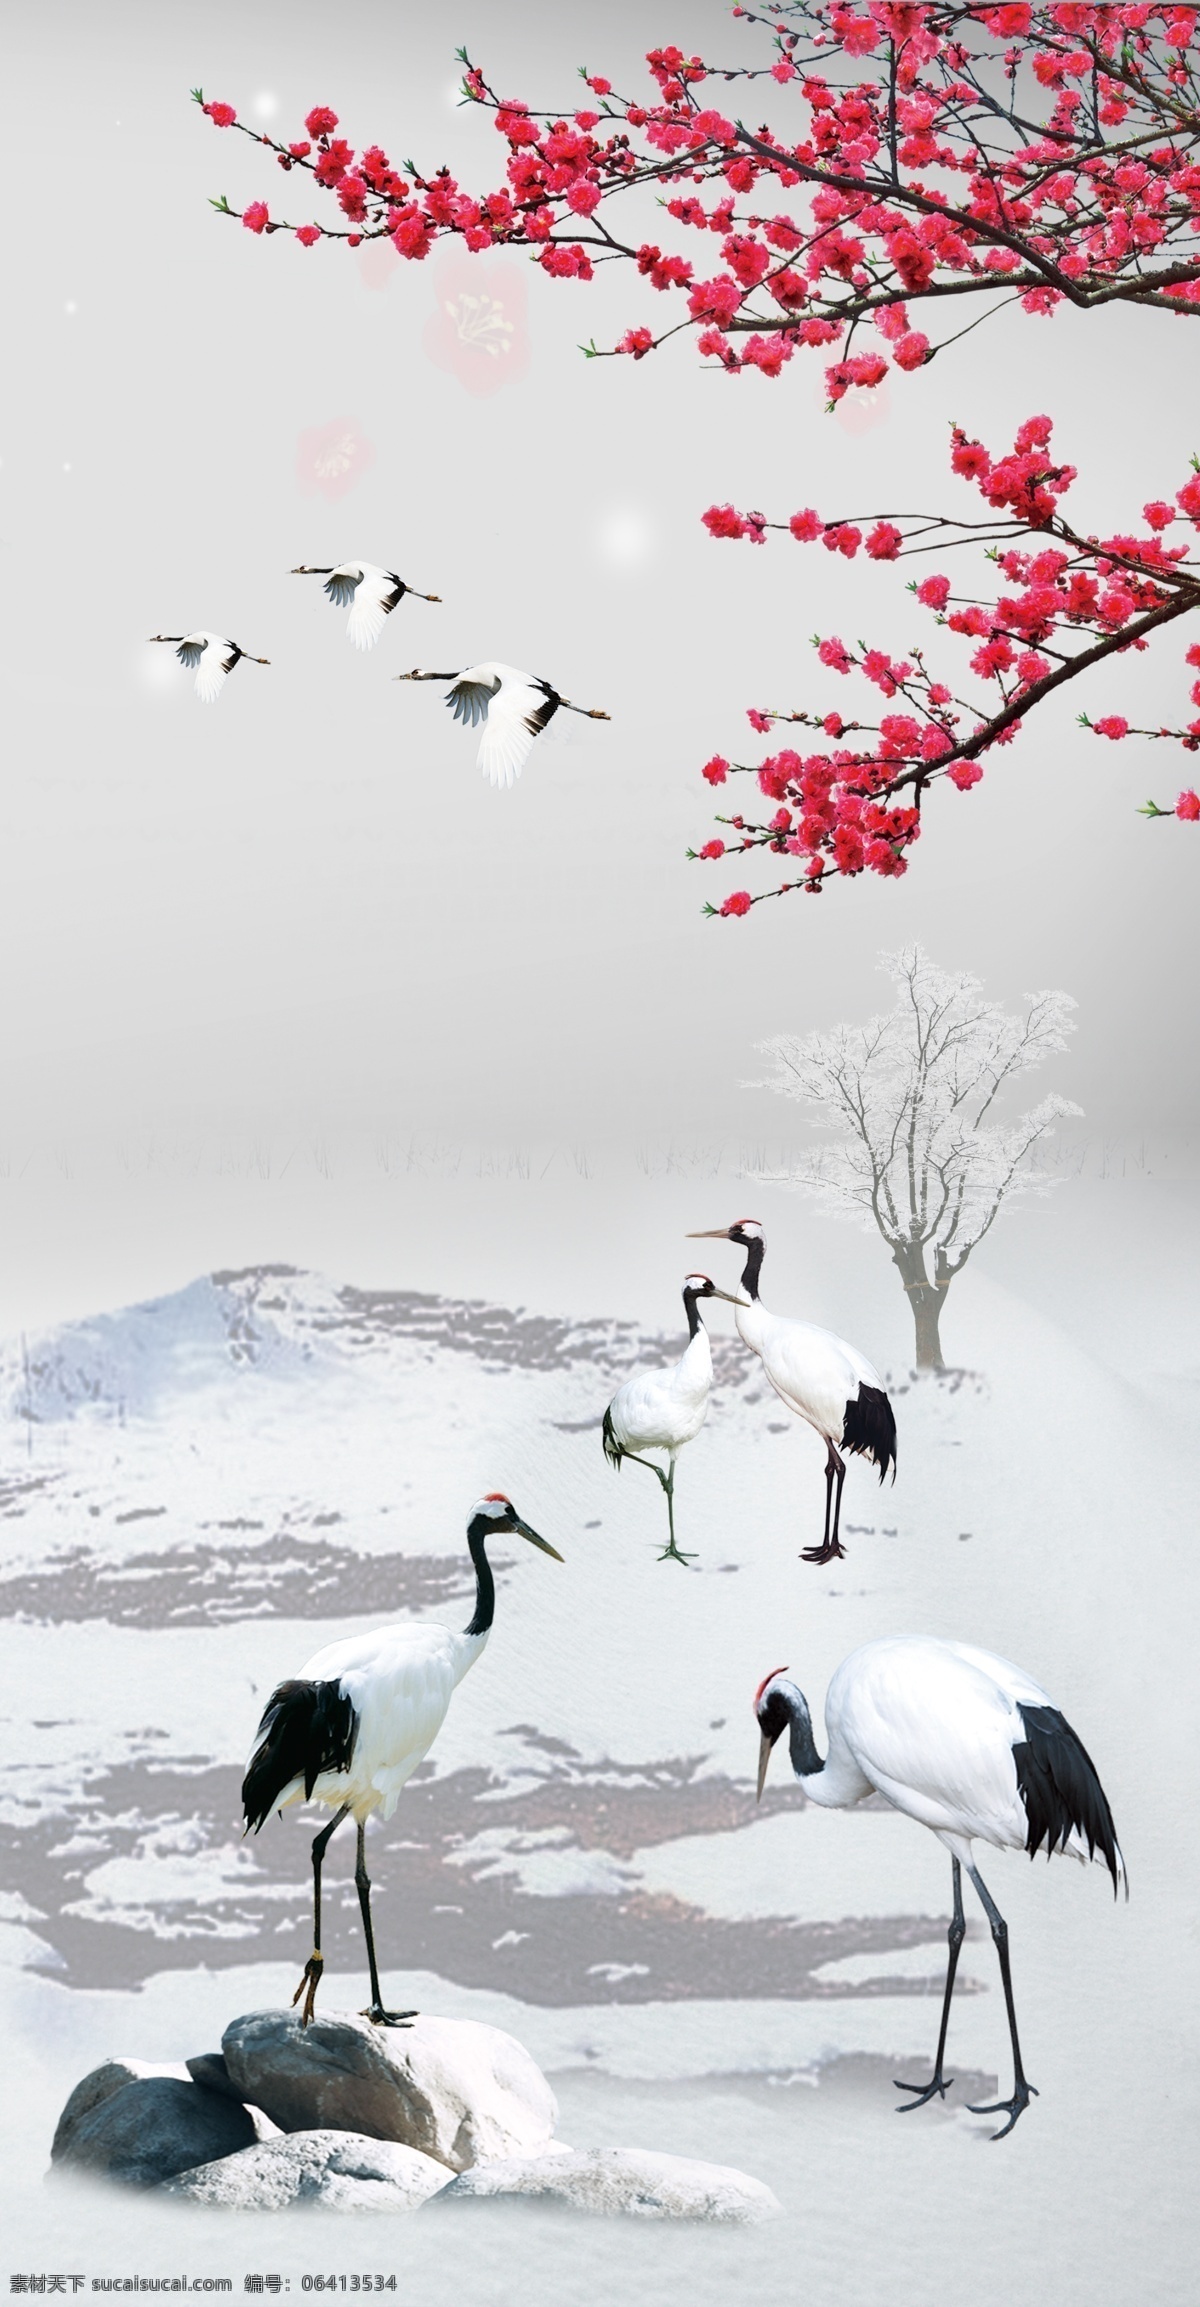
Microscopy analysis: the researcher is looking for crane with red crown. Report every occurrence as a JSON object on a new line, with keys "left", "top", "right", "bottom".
{"left": 242, "top": 1494, "right": 562, "bottom": 2027}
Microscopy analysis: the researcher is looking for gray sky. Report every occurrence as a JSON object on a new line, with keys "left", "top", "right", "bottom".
{"left": 3, "top": 0, "right": 1198, "bottom": 1164}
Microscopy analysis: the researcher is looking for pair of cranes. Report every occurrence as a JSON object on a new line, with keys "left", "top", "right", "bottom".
{"left": 243, "top": 1218, "right": 1124, "bottom": 2143}
{"left": 148, "top": 557, "right": 610, "bottom": 788}
{"left": 603, "top": 1218, "right": 895, "bottom": 1566}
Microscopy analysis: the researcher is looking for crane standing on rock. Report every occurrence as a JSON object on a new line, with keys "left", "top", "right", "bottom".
{"left": 242, "top": 1495, "right": 562, "bottom": 2028}
{"left": 688, "top": 1218, "right": 895, "bottom": 1562}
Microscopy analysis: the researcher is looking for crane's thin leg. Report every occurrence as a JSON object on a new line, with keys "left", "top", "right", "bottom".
{"left": 293, "top": 1802, "right": 350, "bottom": 2028}
{"left": 830, "top": 1449, "right": 847, "bottom": 1554}
{"left": 964, "top": 1863, "right": 1038, "bottom": 2140}
{"left": 620, "top": 1447, "right": 671, "bottom": 1491}
{"left": 894, "top": 1858, "right": 965, "bottom": 2111}
{"left": 657, "top": 1458, "right": 697, "bottom": 1567}
{"left": 356, "top": 1818, "right": 416, "bottom": 2028}
{"left": 803, "top": 1441, "right": 847, "bottom": 1564}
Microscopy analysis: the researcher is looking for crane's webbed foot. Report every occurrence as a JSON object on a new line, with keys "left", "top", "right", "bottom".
{"left": 657, "top": 1539, "right": 698, "bottom": 1565}
{"left": 893, "top": 2071, "right": 953, "bottom": 2113}
{"left": 801, "top": 1537, "right": 846, "bottom": 1564}
{"left": 966, "top": 2079, "right": 1038, "bottom": 2141}
{"left": 292, "top": 1952, "right": 324, "bottom": 2029}
{"left": 361, "top": 2003, "right": 417, "bottom": 2028}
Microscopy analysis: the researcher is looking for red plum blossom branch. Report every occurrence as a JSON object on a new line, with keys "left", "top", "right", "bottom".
{"left": 689, "top": 416, "right": 1200, "bottom": 907}
{"left": 195, "top": 7, "right": 1200, "bottom": 386}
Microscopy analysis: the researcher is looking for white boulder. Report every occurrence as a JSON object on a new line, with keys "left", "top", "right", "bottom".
{"left": 162, "top": 2129, "right": 451, "bottom": 2212}
{"left": 433, "top": 2146, "right": 783, "bottom": 2223}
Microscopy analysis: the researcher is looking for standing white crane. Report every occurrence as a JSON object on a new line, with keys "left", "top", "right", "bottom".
{"left": 147, "top": 631, "right": 270, "bottom": 703}
{"left": 601, "top": 1273, "right": 719, "bottom": 1566}
{"left": 755, "top": 1636, "right": 1125, "bottom": 2139}
{"left": 242, "top": 1494, "right": 562, "bottom": 2027}
{"left": 290, "top": 561, "right": 441, "bottom": 651}
{"left": 688, "top": 1218, "right": 895, "bottom": 1563}
{"left": 395, "top": 663, "right": 610, "bottom": 788}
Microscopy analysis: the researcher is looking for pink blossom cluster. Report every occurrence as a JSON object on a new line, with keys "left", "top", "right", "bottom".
{"left": 692, "top": 416, "right": 1200, "bottom": 909}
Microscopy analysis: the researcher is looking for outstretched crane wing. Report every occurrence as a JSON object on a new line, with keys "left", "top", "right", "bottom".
{"left": 475, "top": 676, "right": 548, "bottom": 789}
{"left": 342, "top": 566, "right": 404, "bottom": 652}
{"left": 445, "top": 673, "right": 501, "bottom": 729}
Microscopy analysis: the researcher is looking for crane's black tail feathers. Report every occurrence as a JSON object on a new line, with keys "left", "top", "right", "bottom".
{"left": 842, "top": 1383, "right": 897, "bottom": 1485}
{"left": 1014, "top": 1703, "right": 1126, "bottom": 1898}
{"left": 602, "top": 1404, "right": 623, "bottom": 1471}
{"left": 241, "top": 1678, "right": 358, "bottom": 1835}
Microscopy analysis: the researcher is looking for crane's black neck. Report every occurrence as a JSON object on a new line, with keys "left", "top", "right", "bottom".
{"left": 763, "top": 1683, "right": 826, "bottom": 1779}
{"left": 464, "top": 1515, "right": 498, "bottom": 1638}
{"left": 739, "top": 1237, "right": 765, "bottom": 1301}
{"left": 682, "top": 1286, "right": 706, "bottom": 1341}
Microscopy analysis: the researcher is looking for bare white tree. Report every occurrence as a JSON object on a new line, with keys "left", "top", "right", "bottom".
{"left": 749, "top": 946, "right": 1081, "bottom": 1369}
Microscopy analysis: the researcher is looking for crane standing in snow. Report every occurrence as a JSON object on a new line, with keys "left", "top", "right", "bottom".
{"left": 601, "top": 1274, "right": 719, "bottom": 1565}
{"left": 755, "top": 1636, "right": 1125, "bottom": 2138}
{"left": 396, "top": 663, "right": 610, "bottom": 788}
{"left": 688, "top": 1219, "right": 895, "bottom": 1563}
{"left": 147, "top": 631, "right": 270, "bottom": 703}
{"left": 290, "top": 561, "right": 441, "bottom": 651}
{"left": 242, "top": 1495, "right": 562, "bottom": 2027}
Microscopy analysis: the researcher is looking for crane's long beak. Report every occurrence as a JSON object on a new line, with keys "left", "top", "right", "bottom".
{"left": 687, "top": 1228, "right": 731, "bottom": 1239}
{"left": 704, "top": 1284, "right": 742, "bottom": 1304}
{"left": 514, "top": 1518, "right": 564, "bottom": 1562}
{"left": 756, "top": 1732, "right": 773, "bottom": 1803}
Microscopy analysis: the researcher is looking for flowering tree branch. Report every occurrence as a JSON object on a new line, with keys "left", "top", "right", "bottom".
{"left": 193, "top": 1, "right": 1200, "bottom": 905}
{"left": 194, "top": 6, "right": 1200, "bottom": 371}
{"left": 691, "top": 415, "right": 1200, "bottom": 904}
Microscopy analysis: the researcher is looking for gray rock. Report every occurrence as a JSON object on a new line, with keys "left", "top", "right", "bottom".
{"left": 185, "top": 2052, "right": 247, "bottom": 2102}
{"left": 222, "top": 2009, "right": 557, "bottom": 2173}
{"left": 51, "top": 2060, "right": 193, "bottom": 2163}
{"left": 432, "top": 2147, "right": 783, "bottom": 2223}
{"left": 162, "top": 2129, "right": 451, "bottom": 2212}
{"left": 184, "top": 2054, "right": 280, "bottom": 2141}
{"left": 50, "top": 2078, "right": 256, "bottom": 2190}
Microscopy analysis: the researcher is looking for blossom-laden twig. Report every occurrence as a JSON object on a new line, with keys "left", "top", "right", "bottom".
{"left": 196, "top": 5, "right": 1200, "bottom": 391}
{"left": 690, "top": 414, "right": 1200, "bottom": 908}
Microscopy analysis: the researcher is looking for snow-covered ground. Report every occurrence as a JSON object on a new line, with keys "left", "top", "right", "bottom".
{"left": 2, "top": 1166, "right": 1196, "bottom": 2303}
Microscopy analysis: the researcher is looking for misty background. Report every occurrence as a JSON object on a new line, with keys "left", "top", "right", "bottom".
{"left": 1, "top": 10, "right": 1198, "bottom": 2300}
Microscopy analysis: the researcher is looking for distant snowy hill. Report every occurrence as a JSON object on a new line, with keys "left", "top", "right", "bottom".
{"left": 0, "top": 1261, "right": 712, "bottom": 1427}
